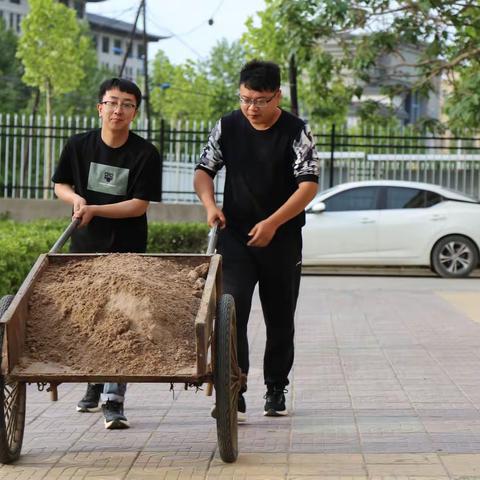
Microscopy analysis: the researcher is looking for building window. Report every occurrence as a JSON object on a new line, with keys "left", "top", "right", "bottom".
{"left": 113, "top": 39, "right": 122, "bottom": 55}
{"left": 137, "top": 44, "right": 145, "bottom": 59}
{"left": 92, "top": 35, "right": 97, "bottom": 49}
{"left": 15, "top": 12, "right": 20, "bottom": 32}
{"left": 10, "top": 0, "right": 21, "bottom": 4}
{"left": 9, "top": 11, "right": 13, "bottom": 29}
{"left": 405, "top": 91, "right": 421, "bottom": 124}
{"left": 102, "top": 36, "right": 109, "bottom": 54}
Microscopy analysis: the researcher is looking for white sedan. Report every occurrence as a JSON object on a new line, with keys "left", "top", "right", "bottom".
{"left": 303, "top": 180, "right": 480, "bottom": 278}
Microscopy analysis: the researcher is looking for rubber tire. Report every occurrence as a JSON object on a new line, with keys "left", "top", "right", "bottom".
{"left": 431, "top": 235, "right": 479, "bottom": 278}
{"left": 0, "top": 295, "right": 26, "bottom": 464}
{"left": 214, "top": 294, "right": 239, "bottom": 463}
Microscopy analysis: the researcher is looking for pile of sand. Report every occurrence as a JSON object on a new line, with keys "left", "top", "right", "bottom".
{"left": 19, "top": 254, "right": 210, "bottom": 375}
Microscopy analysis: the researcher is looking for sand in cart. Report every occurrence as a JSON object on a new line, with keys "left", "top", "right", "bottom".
{"left": 16, "top": 254, "right": 210, "bottom": 376}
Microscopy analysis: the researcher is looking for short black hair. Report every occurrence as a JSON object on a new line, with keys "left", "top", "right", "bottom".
{"left": 239, "top": 60, "right": 281, "bottom": 92}
{"left": 98, "top": 78, "right": 142, "bottom": 107}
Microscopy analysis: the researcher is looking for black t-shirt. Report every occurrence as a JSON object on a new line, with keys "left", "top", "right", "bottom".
{"left": 52, "top": 129, "right": 161, "bottom": 253}
{"left": 196, "top": 109, "right": 319, "bottom": 239}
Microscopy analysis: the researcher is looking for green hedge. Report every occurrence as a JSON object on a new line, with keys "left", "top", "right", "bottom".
{"left": 0, "top": 219, "right": 209, "bottom": 297}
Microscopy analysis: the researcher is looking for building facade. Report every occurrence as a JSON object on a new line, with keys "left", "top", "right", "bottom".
{"left": 320, "top": 38, "right": 441, "bottom": 127}
{"left": 0, "top": 0, "right": 163, "bottom": 81}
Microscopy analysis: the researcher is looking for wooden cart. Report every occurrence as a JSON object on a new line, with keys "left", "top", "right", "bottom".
{"left": 0, "top": 243, "right": 242, "bottom": 464}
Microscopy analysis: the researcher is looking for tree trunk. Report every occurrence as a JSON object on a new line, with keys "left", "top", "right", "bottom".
{"left": 22, "top": 88, "right": 40, "bottom": 199}
{"left": 289, "top": 54, "right": 299, "bottom": 117}
{"left": 44, "top": 81, "right": 52, "bottom": 200}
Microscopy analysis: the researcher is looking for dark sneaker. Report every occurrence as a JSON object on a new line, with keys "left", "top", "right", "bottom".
{"left": 102, "top": 400, "right": 130, "bottom": 429}
{"left": 211, "top": 392, "right": 247, "bottom": 423}
{"left": 76, "top": 384, "right": 103, "bottom": 412}
{"left": 264, "top": 386, "right": 288, "bottom": 416}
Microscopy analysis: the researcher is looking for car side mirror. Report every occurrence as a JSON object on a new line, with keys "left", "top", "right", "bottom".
{"left": 310, "top": 202, "right": 326, "bottom": 213}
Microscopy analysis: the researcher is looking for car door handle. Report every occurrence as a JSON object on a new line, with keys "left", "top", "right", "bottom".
{"left": 430, "top": 215, "right": 446, "bottom": 221}
{"left": 360, "top": 218, "right": 375, "bottom": 224}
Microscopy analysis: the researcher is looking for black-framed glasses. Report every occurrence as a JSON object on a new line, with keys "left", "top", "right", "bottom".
{"left": 238, "top": 91, "right": 277, "bottom": 108}
{"left": 99, "top": 100, "right": 137, "bottom": 111}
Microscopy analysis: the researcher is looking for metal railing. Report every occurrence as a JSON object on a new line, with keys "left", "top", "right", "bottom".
{"left": 1, "top": 116, "right": 480, "bottom": 202}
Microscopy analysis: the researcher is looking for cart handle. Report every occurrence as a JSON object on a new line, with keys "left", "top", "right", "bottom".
{"left": 49, "top": 219, "right": 80, "bottom": 254}
{"left": 206, "top": 222, "right": 219, "bottom": 255}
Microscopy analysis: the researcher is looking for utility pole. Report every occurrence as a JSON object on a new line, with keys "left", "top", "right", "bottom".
{"left": 119, "top": 1, "right": 143, "bottom": 77}
{"left": 142, "top": 0, "right": 151, "bottom": 141}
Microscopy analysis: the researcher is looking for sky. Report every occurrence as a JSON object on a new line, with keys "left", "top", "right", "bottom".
{"left": 86, "top": 0, "right": 266, "bottom": 65}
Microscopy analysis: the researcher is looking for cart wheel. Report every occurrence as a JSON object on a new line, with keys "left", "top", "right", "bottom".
{"left": 214, "top": 294, "right": 240, "bottom": 463}
{"left": 0, "top": 295, "right": 26, "bottom": 464}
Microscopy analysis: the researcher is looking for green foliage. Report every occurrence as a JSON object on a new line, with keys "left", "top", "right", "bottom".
{"left": 242, "top": 0, "right": 480, "bottom": 129}
{"left": 199, "top": 39, "right": 247, "bottom": 119}
{"left": 147, "top": 222, "right": 209, "bottom": 254}
{"left": 151, "top": 53, "right": 212, "bottom": 121}
{"left": 0, "top": 19, "right": 31, "bottom": 113}
{"left": 444, "top": 66, "right": 480, "bottom": 132}
{"left": 48, "top": 22, "right": 108, "bottom": 117}
{"left": 16, "top": 0, "right": 92, "bottom": 96}
{"left": 0, "top": 219, "right": 68, "bottom": 297}
{"left": 150, "top": 39, "right": 246, "bottom": 122}
{"left": 0, "top": 220, "right": 209, "bottom": 296}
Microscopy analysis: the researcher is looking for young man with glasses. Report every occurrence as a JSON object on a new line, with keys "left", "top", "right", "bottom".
{"left": 52, "top": 78, "right": 161, "bottom": 429}
{"left": 194, "top": 60, "right": 319, "bottom": 420}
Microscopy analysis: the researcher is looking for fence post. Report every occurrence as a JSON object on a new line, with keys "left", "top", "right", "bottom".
{"left": 329, "top": 123, "right": 336, "bottom": 187}
{"left": 158, "top": 118, "right": 165, "bottom": 202}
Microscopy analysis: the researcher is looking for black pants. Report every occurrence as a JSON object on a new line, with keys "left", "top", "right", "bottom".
{"left": 217, "top": 227, "right": 302, "bottom": 388}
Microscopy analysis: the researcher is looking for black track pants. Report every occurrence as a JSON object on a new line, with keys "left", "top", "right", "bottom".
{"left": 217, "top": 227, "right": 302, "bottom": 388}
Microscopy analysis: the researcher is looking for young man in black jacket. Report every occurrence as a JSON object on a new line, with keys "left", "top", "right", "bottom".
{"left": 194, "top": 60, "right": 319, "bottom": 420}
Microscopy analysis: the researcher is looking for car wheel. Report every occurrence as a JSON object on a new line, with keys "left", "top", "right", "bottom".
{"left": 431, "top": 235, "right": 479, "bottom": 278}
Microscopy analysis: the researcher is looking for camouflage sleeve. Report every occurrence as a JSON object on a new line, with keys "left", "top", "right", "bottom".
{"left": 293, "top": 123, "right": 320, "bottom": 183}
{"left": 195, "top": 120, "right": 224, "bottom": 177}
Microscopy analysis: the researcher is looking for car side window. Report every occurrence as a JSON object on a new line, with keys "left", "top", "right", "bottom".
{"left": 386, "top": 187, "right": 443, "bottom": 209}
{"left": 324, "top": 187, "right": 379, "bottom": 212}
{"left": 425, "top": 190, "right": 443, "bottom": 207}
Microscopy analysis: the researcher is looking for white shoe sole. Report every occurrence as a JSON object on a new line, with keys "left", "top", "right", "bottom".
{"left": 104, "top": 418, "right": 130, "bottom": 429}
{"left": 263, "top": 409, "right": 288, "bottom": 417}
{"left": 237, "top": 411, "right": 247, "bottom": 423}
{"left": 76, "top": 405, "right": 101, "bottom": 413}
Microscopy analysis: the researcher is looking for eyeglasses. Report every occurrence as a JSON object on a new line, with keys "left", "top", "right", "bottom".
{"left": 238, "top": 91, "right": 277, "bottom": 108}
{"left": 99, "top": 100, "right": 137, "bottom": 111}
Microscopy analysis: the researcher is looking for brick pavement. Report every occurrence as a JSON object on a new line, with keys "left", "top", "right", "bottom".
{"left": 2, "top": 275, "right": 480, "bottom": 478}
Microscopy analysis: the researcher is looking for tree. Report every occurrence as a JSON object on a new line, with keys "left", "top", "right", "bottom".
{"left": 241, "top": 0, "right": 356, "bottom": 125}
{"left": 199, "top": 39, "right": 246, "bottom": 119}
{"left": 0, "top": 18, "right": 31, "bottom": 113}
{"left": 150, "top": 40, "right": 246, "bottom": 123}
{"left": 151, "top": 51, "right": 212, "bottom": 122}
{"left": 16, "top": 0, "right": 93, "bottom": 196}
{"left": 242, "top": 0, "right": 480, "bottom": 129}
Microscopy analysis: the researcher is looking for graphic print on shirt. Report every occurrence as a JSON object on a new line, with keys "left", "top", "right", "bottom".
{"left": 87, "top": 162, "right": 129, "bottom": 196}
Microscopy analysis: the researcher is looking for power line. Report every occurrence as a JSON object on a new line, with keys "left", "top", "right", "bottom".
{"left": 145, "top": 7, "right": 204, "bottom": 60}
{"left": 172, "top": 0, "right": 226, "bottom": 36}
